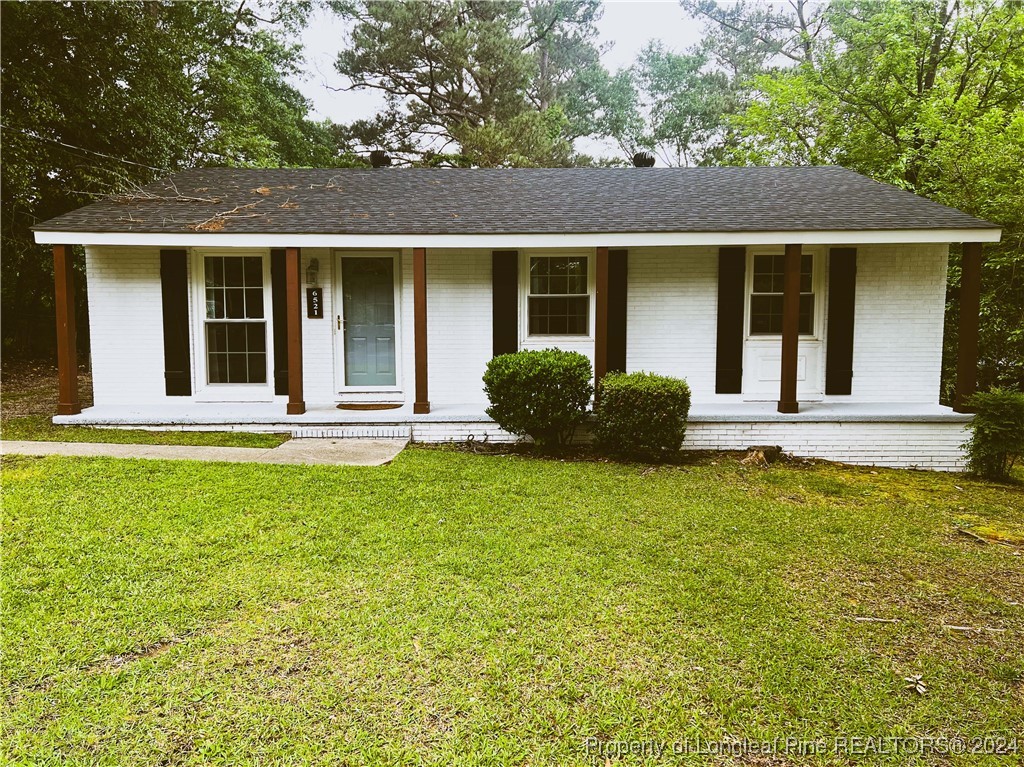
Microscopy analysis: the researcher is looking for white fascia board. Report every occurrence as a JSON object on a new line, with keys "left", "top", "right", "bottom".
{"left": 33, "top": 228, "right": 1002, "bottom": 248}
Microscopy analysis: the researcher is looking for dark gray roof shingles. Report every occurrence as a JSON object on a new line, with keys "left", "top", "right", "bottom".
{"left": 34, "top": 166, "right": 996, "bottom": 235}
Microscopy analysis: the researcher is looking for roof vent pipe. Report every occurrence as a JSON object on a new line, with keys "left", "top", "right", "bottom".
{"left": 369, "top": 150, "right": 392, "bottom": 168}
{"left": 632, "top": 152, "right": 655, "bottom": 168}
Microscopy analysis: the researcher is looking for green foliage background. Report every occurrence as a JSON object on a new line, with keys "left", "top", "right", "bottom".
{"left": 1, "top": 0, "right": 354, "bottom": 356}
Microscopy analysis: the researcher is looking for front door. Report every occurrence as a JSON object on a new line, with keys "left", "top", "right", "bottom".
{"left": 339, "top": 256, "right": 397, "bottom": 387}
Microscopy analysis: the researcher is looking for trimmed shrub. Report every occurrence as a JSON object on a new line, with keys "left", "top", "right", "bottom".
{"left": 594, "top": 372, "right": 691, "bottom": 460}
{"left": 963, "top": 388, "right": 1024, "bottom": 480}
{"left": 482, "top": 349, "right": 593, "bottom": 447}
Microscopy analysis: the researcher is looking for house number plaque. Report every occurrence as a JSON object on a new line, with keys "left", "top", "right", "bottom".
{"left": 306, "top": 288, "right": 323, "bottom": 318}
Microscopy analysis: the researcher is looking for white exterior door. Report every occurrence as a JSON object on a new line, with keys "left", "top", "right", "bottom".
{"left": 334, "top": 253, "right": 401, "bottom": 392}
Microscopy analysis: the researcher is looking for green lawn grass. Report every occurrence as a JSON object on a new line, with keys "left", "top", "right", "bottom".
{"left": 1, "top": 415, "right": 289, "bottom": 448}
{"left": 3, "top": 448, "right": 1022, "bottom": 765}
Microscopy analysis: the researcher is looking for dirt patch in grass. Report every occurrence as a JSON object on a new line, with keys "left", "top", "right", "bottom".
{"left": 99, "top": 639, "right": 181, "bottom": 671}
{"left": 426, "top": 440, "right": 821, "bottom": 472}
{"left": 0, "top": 359, "right": 287, "bottom": 448}
{"left": 1, "top": 359, "right": 93, "bottom": 418}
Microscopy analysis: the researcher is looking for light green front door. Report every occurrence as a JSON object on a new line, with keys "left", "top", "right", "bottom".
{"left": 341, "top": 257, "right": 397, "bottom": 387}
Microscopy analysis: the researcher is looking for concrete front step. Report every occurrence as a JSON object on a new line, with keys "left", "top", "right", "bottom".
{"left": 291, "top": 425, "right": 413, "bottom": 440}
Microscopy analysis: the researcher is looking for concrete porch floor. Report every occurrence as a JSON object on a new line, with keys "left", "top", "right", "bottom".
{"left": 51, "top": 400, "right": 972, "bottom": 429}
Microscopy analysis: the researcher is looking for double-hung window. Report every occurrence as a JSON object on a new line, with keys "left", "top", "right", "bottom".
{"left": 528, "top": 255, "right": 589, "bottom": 335}
{"left": 749, "top": 253, "right": 815, "bottom": 335}
{"left": 204, "top": 255, "right": 268, "bottom": 384}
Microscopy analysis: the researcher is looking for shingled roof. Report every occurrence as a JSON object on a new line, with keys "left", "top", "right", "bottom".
{"left": 34, "top": 166, "right": 996, "bottom": 235}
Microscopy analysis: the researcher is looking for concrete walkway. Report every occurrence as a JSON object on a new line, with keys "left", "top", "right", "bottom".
{"left": 0, "top": 438, "right": 408, "bottom": 467}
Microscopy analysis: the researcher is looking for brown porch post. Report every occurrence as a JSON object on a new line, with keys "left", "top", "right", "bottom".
{"left": 53, "top": 244, "right": 81, "bottom": 415}
{"left": 778, "top": 243, "right": 801, "bottom": 414}
{"left": 285, "top": 247, "right": 305, "bottom": 415}
{"left": 413, "top": 247, "right": 430, "bottom": 414}
{"left": 954, "top": 242, "right": 983, "bottom": 412}
{"left": 594, "top": 246, "right": 610, "bottom": 389}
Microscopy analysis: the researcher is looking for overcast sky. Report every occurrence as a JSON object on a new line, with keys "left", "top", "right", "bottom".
{"left": 290, "top": 0, "right": 706, "bottom": 159}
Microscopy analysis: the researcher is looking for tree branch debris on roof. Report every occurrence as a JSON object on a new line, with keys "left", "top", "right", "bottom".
{"left": 187, "top": 202, "right": 266, "bottom": 232}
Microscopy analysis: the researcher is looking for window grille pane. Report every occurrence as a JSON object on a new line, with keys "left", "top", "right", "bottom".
{"left": 244, "top": 288, "right": 264, "bottom": 319}
{"left": 206, "top": 322, "right": 266, "bottom": 384}
{"left": 227, "top": 353, "right": 248, "bottom": 383}
{"left": 207, "top": 323, "right": 227, "bottom": 352}
{"left": 800, "top": 254, "right": 813, "bottom": 292}
{"left": 529, "top": 257, "right": 588, "bottom": 295}
{"left": 247, "top": 323, "right": 266, "bottom": 353}
{"left": 749, "top": 295, "right": 815, "bottom": 335}
{"left": 227, "top": 323, "right": 247, "bottom": 349}
{"left": 750, "top": 295, "right": 783, "bottom": 334}
{"left": 224, "top": 257, "right": 243, "bottom": 287}
{"left": 205, "top": 257, "right": 224, "bottom": 287}
{"left": 529, "top": 296, "right": 588, "bottom": 335}
{"left": 248, "top": 353, "right": 267, "bottom": 384}
{"left": 752, "top": 253, "right": 814, "bottom": 295}
{"left": 206, "top": 256, "right": 265, "bottom": 319}
{"left": 208, "top": 353, "right": 228, "bottom": 383}
{"left": 206, "top": 289, "right": 224, "bottom": 319}
{"left": 225, "top": 289, "right": 246, "bottom": 319}
{"left": 243, "top": 256, "right": 262, "bottom": 287}
{"left": 799, "top": 295, "right": 814, "bottom": 334}
{"left": 752, "top": 273, "right": 774, "bottom": 293}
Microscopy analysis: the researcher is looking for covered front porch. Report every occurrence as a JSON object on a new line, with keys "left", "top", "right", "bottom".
{"left": 49, "top": 239, "right": 989, "bottom": 420}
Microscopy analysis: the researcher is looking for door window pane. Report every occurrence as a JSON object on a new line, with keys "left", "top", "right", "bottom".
{"left": 749, "top": 253, "right": 814, "bottom": 335}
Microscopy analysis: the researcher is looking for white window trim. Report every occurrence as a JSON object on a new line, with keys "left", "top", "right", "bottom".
{"left": 744, "top": 247, "right": 826, "bottom": 342}
{"left": 519, "top": 249, "right": 596, "bottom": 342}
{"left": 333, "top": 250, "right": 404, "bottom": 394}
{"left": 190, "top": 248, "right": 275, "bottom": 402}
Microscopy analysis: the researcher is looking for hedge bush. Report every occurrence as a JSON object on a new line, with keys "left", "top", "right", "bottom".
{"left": 594, "top": 371, "right": 691, "bottom": 460}
{"left": 963, "top": 388, "right": 1024, "bottom": 480}
{"left": 482, "top": 349, "right": 593, "bottom": 447}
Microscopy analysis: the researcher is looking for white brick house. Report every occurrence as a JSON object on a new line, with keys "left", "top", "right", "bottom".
{"left": 34, "top": 167, "right": 1001, "bottom": 470}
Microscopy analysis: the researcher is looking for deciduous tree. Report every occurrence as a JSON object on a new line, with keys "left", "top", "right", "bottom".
{"left": 1, "top": 0, "right": 342, "bottom": 356}
{"left": 726, "top": 0, "right": 1024, "bottom": 391}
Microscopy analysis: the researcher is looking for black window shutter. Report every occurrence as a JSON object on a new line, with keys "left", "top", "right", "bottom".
{"left": 825, "top": 247, "right": 857, "bottom": 395}
{"left": 270, "top": 249, "right": 289, "bottom": 395}
{"left": 492, "top": 250, "right": 518, "bottom": 356}
{"left": 716, "top": 247, "right": 746, "bottom": 393}
{"left": 607, "top": 249, "right": 628, "bottom": 373}
{"left": 159, "top": 249, "right": 192, "bottom": 396}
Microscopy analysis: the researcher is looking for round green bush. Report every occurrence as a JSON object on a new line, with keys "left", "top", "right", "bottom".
{"left": 482, "top": 349, "right": 593, "bottom": 447}
{"left": 594, "top": 371, "right": 691, "bottom": 460}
